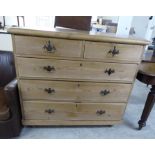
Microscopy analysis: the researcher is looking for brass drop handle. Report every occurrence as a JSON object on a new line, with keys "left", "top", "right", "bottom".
{"left": 45, "top": 109, "right": 55, "bottom": 114}
{"left": 108, "top": 46, "right": 119, "bottom": 56}
{"left": 104, "top": 68, "right": 115, "bottom": 75}
{"left": 96, "top": 110, "right": 106, "bottom": 115}
{"left": 100, "top": 90, "right": 110, "bottom": 96}
{"left": 44, "top": 88, "right": 55, "bottom": 94}
{"left": 43, "top": 66, "right": 55, "bottom": 72}
{"left": 43, "top": 40, "right": 56, "bottom": 53}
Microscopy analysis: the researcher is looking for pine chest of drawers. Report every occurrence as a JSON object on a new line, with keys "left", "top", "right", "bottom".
{"left": 8, "top": 27, "right": 149, "bottom": 126}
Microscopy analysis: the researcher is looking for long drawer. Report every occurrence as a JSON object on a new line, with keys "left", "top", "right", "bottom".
{"left": 17, "top": 57, "right": 137, "bottom": 83}
{"left": 23, "top": 101, "right": 125, "bottom": 121}
{"left": 14, "top": 36, "right": 83, "bottom": 58}
{"left": 84, "top": 41, "right": 143, "bottom": 63}
{"left": 20, "top": 80, "right": 132, "bottom": 103}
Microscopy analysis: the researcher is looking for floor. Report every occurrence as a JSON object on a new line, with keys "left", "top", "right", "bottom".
{"left": 18, "top": 80, "right": 155, "bottom": 139}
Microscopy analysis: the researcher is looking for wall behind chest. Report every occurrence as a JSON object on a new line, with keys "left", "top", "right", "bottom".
{"left": 0, "top": 33, "right": 12, "bottom": 51}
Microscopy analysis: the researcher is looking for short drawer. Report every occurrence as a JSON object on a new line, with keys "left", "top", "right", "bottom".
{"left": 17, "top": 57, "right": 138, "bottom": 83}
{"left": 23, "top": 101, "right": 125, "bottom": 121}
{"left": 84, "top": 41, "right": 143, "bottom": 63}
{"left": 20, "top": 80, "right": 132, "bottom": 103}
{"left": 14, "top": 35, "right": 83, "bottom": 58}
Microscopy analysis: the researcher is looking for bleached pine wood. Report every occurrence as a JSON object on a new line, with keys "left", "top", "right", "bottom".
{"left": 20, "top": 80, "right": 132, "bottom": 103}
{"left": 22, "top": 120, "right": 122, "bottom": 126}
{"left": 14, "top": 35, "right": 83, "bottom": 58}
{"left": 16, "top": 57, "right": 138, "bottom": 83}
{"left": 8, "top": 27, "right": 150, "bottom": 45}
{"left": 84, "top": 41, "right": 144, "bottom": 63}
{"left": 23, "top": 101, "right": 125, "bottom": 121}
{"left": 8, "top": 27, "right": 149, "bottom": 126}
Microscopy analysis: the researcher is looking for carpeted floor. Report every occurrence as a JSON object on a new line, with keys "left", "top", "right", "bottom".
{"left": 18, "top": 80, "right": 155, "bottom": 139}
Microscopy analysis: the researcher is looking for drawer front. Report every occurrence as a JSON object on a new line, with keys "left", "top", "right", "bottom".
{"left": 84, "top": 41, "right": 143, "bottom": 62}
{"left": 14, "top": 36, "right": 83, "bottom": 58}
{"left": 23, "top": 101, "right": 125, "bottom": 121}
{"left": 20, "top": 80, "right": 132, "bottom": 103}
{"left": 17, "top": 57, "right": 137, "bottom": 83}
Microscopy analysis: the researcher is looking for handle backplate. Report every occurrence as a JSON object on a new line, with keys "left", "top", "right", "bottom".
{"left": 96, "top": 110, "right": 106, "bottom": 115}
{"left": 108, "top": 46, "right": 119, "bottom": 56}
{"left": 44, "top": 88, "right": 55, "bottom": 94}
{"left": 45, "top": 109, "right": 55, "bottom": 114}
{"left": 43, "top": 40, "right": 56, "bottom": 53}
{"left": 100, "top": 90, "right": 110, "bottom": 96}
{"left": 104, "top": 68, "right": 115, "bottom": 75}
{"left": 43, "top": 66, "right": 55, "bottom": 72}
